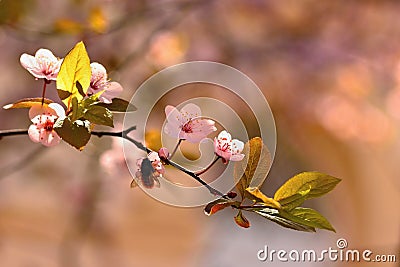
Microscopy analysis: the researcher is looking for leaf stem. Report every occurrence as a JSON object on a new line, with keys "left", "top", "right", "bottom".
{"left": 195, "top": 155, "right": 221, "bottom": 175}
{"left": 237, "top": 205, "right": 276, "bottom": 210}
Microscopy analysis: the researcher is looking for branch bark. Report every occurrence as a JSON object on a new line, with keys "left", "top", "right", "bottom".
{"left": 0, "top": 127, "right": 227, "bottom": 198}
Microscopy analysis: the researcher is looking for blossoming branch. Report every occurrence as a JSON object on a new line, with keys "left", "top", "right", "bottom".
{"left": 0, "top": 41, "right": 341, "bottom": 231}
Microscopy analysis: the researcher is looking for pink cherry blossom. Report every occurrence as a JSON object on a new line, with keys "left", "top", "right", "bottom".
{"left": 214, "top": 130, "right": 245, "bottom": 163}
{"left": 20, "top": 49, "right": 63, "bottom": 81}
{"left": 134, "top": 152, "right": 165, "bottom": 189}
{"left": 164, "top": 103, "right": 217, "bottom": 143}
{"left": 87, "top": 62, "right": 123, "bottom": 103}
{"left": 28, "top": 103, "right": 65, "bottom": 147}
{"left": 148, "top": 151, "right": 165, "bottom": 175}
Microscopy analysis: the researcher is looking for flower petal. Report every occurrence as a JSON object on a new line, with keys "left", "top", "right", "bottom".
{"left": 217, "top": 150, "right": 232, "bottom": 161}
{"left": 35, "top": 48, "right": 58, "bottom": 62}
{"left": 147, "top": 151, "right": 160, "bottom": 162}
{"left": 231, "top": 139, "right": 244, "bottom": 153}
{"left": 29, "top": 104, "right": 57, "bottom": 120}
{"left": 28, "top": 124, "right": 41, "bottom": 143}
{"left": 48, "top": 103, "right": 66, "bottom": 119}
{"left": 42, "top": 131, "right": 61, "bottom": 147}
{"left": 181, "top": 103, "right": 202, "bottom": 119}
{"left": 218, "top": 130, "right": 232, "bottom": 142}
{"left": 230, "top": 153, "right": 245, "bottom": 161}
{"left": 164, "top": 105, "right": 184, "bottom": 138}
{"left": 99, "top": 82, "right": 123, "bottom": 103}
{"left": 20, "top": 53, "right": 39, "bottom": 71}
{"left": 165, "top": 105, "right": 187, "bottom": 126}
{"left": 164, "top": 122, "right": 181, "bottom": 138}
{"left": 90, "top": 62, "right": 108, "bottom": 81}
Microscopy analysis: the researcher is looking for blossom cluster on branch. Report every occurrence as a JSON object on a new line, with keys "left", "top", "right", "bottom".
{"left": 1, "top": 41, "right": 341, "bottom": 231}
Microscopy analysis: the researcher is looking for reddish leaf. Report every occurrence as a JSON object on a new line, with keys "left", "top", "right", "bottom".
{"left": 204, "top": 199, "right": 236, "bottom": 216}
{"left": 3, "top": 98, "right": 54, "bottom": 109}
{"left": 234, "top": 210, "right": 250, "bottom": 228}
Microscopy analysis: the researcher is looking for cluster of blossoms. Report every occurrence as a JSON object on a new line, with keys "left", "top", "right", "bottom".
{"left": 19, "top": 48, "right": 123, "bottom": 146}
{"left": 133, "top": 103, "right": 245, "bottom": 189}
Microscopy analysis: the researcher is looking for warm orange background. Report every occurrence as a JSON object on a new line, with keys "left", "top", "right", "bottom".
{"left": 0, "top": 1, "right": 399, "bottom": 266}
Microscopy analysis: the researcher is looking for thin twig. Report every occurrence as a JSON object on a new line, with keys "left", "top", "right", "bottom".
{"left": 195, "top": 155, "right": 221, "bottom": 176}
{"left": 165, "top": 158, "right": 227, "bottom": 198}
{"left": 169, "top": 139, "right": 183, "bottom": 159}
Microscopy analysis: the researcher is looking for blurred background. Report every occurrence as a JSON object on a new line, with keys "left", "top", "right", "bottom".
{"left": 0, "top": 0, "right": 399, "bottom": 266}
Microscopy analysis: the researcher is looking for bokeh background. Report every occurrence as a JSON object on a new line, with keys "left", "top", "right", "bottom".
{"left": 0, "top": 0, "right": 399, "bottom": 266}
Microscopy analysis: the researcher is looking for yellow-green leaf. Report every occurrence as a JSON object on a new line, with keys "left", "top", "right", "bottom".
{"left": 274, "top": 188, "right": 310, "bottom": 211}
{"left": 3, "top": 98, "right": 53, "bottom": 109}
{"left": 56, "top": 41, "right": 91, "bottom": 109}
{"left": 274, "top": 172, "right": 341, "bottom": 210}
{"left": 253, "top": 206, "right": 316, "bottom": 232}
{"left": 234, "top": 210, "right": 250, "bottom": 228}
{"left": 246, "top": 187, "right": 281, "bottom": 209}
{"left": 84, "top": 105, "right": 113, "bottom": 127}
{"left": 96, "top": 98, "right": 137, "bottom": 112}
{"left": 288, "top": 207, "right": 336, "bottom": 232}
{"left": 234, "top": 137, "right": 272, "bottom": 199}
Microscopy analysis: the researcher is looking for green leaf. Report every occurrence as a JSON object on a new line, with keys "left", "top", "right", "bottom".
{"left": 204, "top": 199, "right": 238, "bottom": 216}
{"left": 3, "top": 98, "right": 54, "bottom": 109}
{"left": 77, "top": 90, "right": 104, "bottom": 111}
{"left": 245, "top": 187, "right": 281, "bottom": 209}
{"left": 274, "top": 188, "right": 310, "bottom": 211}
{"left": 54, "top": 117, "right": 91, "bottom": 150}
{"left": 56, "top": 41, "right": 91, "bottom": 109}
{"left": 85, "top": 90, "right": 104, "bottom": 105}
{"left": 96, "top": 98, "right": 137, "bottom": 112}
{"left": 252, "top": 206, "right": 316, "bottom": 232}
{"left": 274, "top": 172, "right": 341, "bottom": 210}
{"left": 287, "top": 207, "right": 336, "bottom": 232}
{"left": 84, "top": 105, "right": 113, "bottom": 127}
{"left": 70, "top": 97, "right": 83, "bottom": 122}
{"left": 234, "top": 137, "right": 272, "bottom": 199}
{"left": 234, "top": 210, "right": 250, "bottom": 228}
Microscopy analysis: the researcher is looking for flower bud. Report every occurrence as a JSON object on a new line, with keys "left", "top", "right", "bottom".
{"left": 158, "top": 147, "right": 170, "bottom": 161}
{"left": 227, "top": 191, "right": 237, "bottom": 199}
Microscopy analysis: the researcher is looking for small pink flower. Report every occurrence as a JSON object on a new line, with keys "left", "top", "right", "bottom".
{"left": 135, "top": 152, "right": 165, "bottom": 189}
{"left": 28, "top": 103, "right": 65, "bottom": 147}
{"left": 164, "top": 103, "right": 217, "bottom": 143}
{"left": 148, "top": 151, "right": 165, "bottom": 175}
{"left": 20, "top": 48, "right": 63, "bottom": 81}
{"left": 214, "top": 130, "right": 245, "bottom": 163}
{"left": 158, "top": 147, "right": 170, "bottom": 161}
{"left": 87, "top": 62, "right": 123, "bottom": 103}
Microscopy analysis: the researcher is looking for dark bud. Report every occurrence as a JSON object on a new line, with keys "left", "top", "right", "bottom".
{"left": 227, "top": 191, "right": 237, "bottom": 199}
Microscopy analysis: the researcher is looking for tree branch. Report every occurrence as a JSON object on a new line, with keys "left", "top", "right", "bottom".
{"left": 0, "top": 127, "right": 226, "bottom": 198}
{"left": 0, "top": 129, "right": 28, "bottom": 137}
